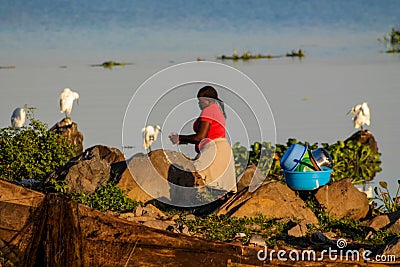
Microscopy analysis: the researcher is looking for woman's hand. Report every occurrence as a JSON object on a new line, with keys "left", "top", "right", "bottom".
{"left": 169, "top": 121, "right": 210, "bottom": 145}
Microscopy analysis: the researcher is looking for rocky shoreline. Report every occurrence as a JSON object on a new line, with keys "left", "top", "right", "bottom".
{"left": 1, "top": 119, "right": 399, "bottom": 266}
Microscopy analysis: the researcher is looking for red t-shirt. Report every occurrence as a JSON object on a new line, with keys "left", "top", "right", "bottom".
{"left": 193, "top": 103, "right": 226, "bottom": 151}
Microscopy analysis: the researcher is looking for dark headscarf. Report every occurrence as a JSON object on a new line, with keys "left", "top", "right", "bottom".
{"left": 197, "top": 86, "right": 226, "bottom": 118}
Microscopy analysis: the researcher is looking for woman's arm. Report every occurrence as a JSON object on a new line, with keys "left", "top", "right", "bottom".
{"left": 177, "top": 120, "right": 210, "bottom": 145}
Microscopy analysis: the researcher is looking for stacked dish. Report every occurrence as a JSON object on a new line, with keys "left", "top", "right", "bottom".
{"left": 280, "top": 144, "right": 334, "bottom": 190}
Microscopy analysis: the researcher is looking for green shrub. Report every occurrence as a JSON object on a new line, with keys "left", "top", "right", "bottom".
{"left": 324, "top": 140, "right": 381, "bottom": 183}
{"left": 0, "top": 107, "right": 77, "bottom": 181}
{"left": 232, "top": 142, "right": 249, "bottom": 176}
{"left": 176, "top": 214, "right": 291, "bottom": 245}
{"left": 70, "top": 181, "right": 141, "bottom": 212}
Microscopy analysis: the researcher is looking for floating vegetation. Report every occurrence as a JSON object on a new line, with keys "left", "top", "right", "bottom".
{"left": 217, "top": 49, "right": 304, "bottom": 61}
{"left": 286, "top": 49, "right": 305, "bottom": 58}
{"left": 217, "top": 49, "right": 282, "bottom": 61}
{"left": 378, "top": 27, "right": 400, "bottom": 53}
{"left": 90, "top": 60, "right": 133, "bottom": 69}
{"left": 0, "top": 65, "right": 16, "bottom": 69}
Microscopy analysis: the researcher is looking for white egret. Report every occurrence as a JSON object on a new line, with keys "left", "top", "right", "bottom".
{"left": 142, "top": 125, "right": 161, "bottom": 151}
{"left": 60, "top": 88, "right": 79, "bottom": 118}
{"left": 348, "top": 102, "right": 370, "bottom": 130}
{"left": 11, "top": 107, "right": 26, "bottom": 128}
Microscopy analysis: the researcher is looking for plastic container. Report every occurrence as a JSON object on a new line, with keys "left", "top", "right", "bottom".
{"left": 280, "top": 144, "right": 308, "bottom": 171}
{"left": 283, "top": 167, "right": 332, "bottom": 190}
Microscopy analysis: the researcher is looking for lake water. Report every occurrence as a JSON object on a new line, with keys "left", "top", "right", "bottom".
{"left": 1, "top": 0, "right": 400, "bottom": 194}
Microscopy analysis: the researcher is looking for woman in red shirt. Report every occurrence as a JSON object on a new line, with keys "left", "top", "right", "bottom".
{"left": 170, "top": 86, "right": 237, "bottom": 198}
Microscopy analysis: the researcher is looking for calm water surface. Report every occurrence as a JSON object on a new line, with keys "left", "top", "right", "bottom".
{"left": 1, "top": 0, "right": 400, "bottom": 192}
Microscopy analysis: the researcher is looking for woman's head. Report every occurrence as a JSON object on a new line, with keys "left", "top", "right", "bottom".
{"left": 197, "top": 85, "right": 226, "bottom": 118}
{"left": 197, "top": 86, "right": 218, "bottom": 110}
{"left": 197, "top": 86, "right": 219, "bottom": 100}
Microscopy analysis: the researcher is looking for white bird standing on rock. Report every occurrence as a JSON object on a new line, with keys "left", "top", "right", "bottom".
{"left": 348, "top": 102, "right": 370, "bottom": 130}
{"left": 142, "top": 125, "right": 161, "bottom": 151}
{"left": 60, "top": 88, "right": 79, "bottom": 118}
{"left": 11, "top": 107, "right": 26, "bottom": 128}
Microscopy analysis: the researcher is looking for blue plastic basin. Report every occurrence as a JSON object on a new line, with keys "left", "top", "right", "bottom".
{"left": 280, "top": 144, "right": 308, "bottom": 171}
{"left": 283, "top": 167, "right": 332, "bottom": 190}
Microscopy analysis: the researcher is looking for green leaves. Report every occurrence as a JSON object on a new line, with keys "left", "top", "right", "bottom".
{"left": 326, "top": 140, "right": 381, "bottom": 183}
{"left": 0, "top": 108, "right": 77, "bottom": 182}
{"left": 232, "top": 142, "right": 249, "bottom": 176}
{"left": 233, "top": 141, "right": 280, "bottom": 179}
{"left": 176, "top": 214, "right": 290, "bottom": 245}
{"left": 70, "top": 182, "right": 141, "bottom": 212}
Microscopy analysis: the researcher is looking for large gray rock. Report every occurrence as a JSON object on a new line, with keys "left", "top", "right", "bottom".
{"left": 368, "top": 215, "right": 391, "bottom": 231}
{"left": 346, "top": 129, "right": 378, "bottom": 153}
{"left": 314, "top": 178, "right": 369, "bottom": 220}
{"left": 49, "top": 117, "right": 84, "bottom": 156}
{"left": 388, "top": 219, "right": 400, "bottom": 234}
{"left": 118, "top": 149, "right": 204, "bottom": 204}
{"left": 368, "top": 210, "right": 400, "bottom": 231}
{"left": 117, "top": 165, "right": 153, "bottom": 203}
{"left": 47, "top": 145, "right": 125, "bottom": 194}
{"left": 236, "top": 163, "right": 266, "bottom": 192}
{"left": 216, "top": 180, "right": 318, "bottom": 236}
{"left": 370, "top": 211, "right": 400, "bottom": 234}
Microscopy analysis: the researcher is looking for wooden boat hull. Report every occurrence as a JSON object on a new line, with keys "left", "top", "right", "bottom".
{"left": 1, "top": 180, "right": 398, "bottom": 266}
{"left": 0, "top": 180, "right": 263, "bottom": 266}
